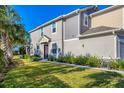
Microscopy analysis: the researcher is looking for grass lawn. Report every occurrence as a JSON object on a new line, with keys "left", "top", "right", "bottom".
{"left": 1, "top": 56, "right": 124, "bottom": 88}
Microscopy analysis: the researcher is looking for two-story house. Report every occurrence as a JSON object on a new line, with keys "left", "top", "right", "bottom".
{"left": 29, "top": 5, "right": 124, "bottom": 59}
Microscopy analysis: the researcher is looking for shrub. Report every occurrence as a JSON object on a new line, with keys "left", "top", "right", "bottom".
{"left": 118, "top": 60, "right": 124, "bottom": 70}
{"left": 87, "top": 56, "right": 101, "bottom": 67}
{"left": 56, "top": 55, "right": 65, "bottom": 62}
{"left": 74, "top": 56, "right": 88, "bottom": 65}
{"left": 62, "top": 53, "right": 75, "bottom": 64}
{"left": 108, "top": 59, "right": 119, "bottom": 70}
{"left": 30, "top": 55, "right": 42, "bottom": 61}
{"left": 24, "top": 54, "right": 30, "bottom": 59}
{"left": 48, "top": 55, "right": 56, "bottom": 61}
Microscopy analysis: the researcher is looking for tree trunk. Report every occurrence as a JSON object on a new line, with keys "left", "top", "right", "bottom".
{"left": 1, "top": 33, "right": 10, "bottom": 67}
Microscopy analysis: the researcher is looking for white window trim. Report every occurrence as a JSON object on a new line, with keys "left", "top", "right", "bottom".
{"left": 64, "top": 38, "right": 79, "bottom": 42}
{"left": 83, "top": 13, "right": 89, "bottom": 27}
{"left": 51, "top": 42, "right": 58, "bottom": 57}
{"left": 41, "top": 28, "right": 44, "bottom": 36}
{"left": 51, "top": 22, "right": 57, "bottom": 34}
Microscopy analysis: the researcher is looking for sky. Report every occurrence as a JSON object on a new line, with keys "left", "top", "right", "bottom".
{"left": 13, "top": 5, "right": 112, "bottom": 32}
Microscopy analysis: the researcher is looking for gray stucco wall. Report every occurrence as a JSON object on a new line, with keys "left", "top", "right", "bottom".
{"left": 30, "top": 29, "right": 41, "bottom": 55}
{"left": 30, "top": 20, "right": 63, "bottom": 57}
{"left": 64, "top": 34, "right": 115, "bottom": 58}
{"left": 64, "top": 15, "right": 79, "bottom": 40}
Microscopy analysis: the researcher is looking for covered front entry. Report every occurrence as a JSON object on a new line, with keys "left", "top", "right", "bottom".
{"left": 44, "top": 44, "right": 48, "bottom": 59}
{"left": 39, "top": 35, "right": 51, "bottom": 59}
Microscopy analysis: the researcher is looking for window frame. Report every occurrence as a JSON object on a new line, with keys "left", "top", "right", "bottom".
{"left": 51, "top": 22, "right": 57, "bottom": 33}
{"left": 36, "top": 45, "right": 40, "bottom": 50}
{"left": 40, "top": 28, "right": 44, "bottom": 36}
{"left": 51, "top": 42, "right": 57, "bottom": 55}
{"left": 83, "top": 13, "right": 89, "bottom": 27}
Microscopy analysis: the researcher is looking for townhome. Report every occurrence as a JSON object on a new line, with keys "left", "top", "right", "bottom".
{"left": 29, "top": 5, "right": 124, "bottom": 59}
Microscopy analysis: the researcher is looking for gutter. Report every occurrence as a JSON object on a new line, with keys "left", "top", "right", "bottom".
{"left": 29, "top": 6, "right": 98, "bottom": 33}
{"left": 78, "top": 28, "right": 121, "bottom": 38}
{"left": 90, "top": 5, "right": 124, "bottom": 17}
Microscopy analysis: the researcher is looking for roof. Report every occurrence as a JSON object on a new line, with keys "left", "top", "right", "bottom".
{"left": 90, "top": 5, "right": 124, "bottom": 17}
{"left": 29, "top": 5, "right": 98, "bottom": 33}
{"left": 81, "top": 26, "right": 118, "bottom": 35}
{"left": 79, "top": 26, "right": 121, "bottom": 38}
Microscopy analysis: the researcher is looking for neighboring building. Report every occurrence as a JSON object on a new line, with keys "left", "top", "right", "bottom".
{"left": 29, "top": 5, "right": 124, "bottom": 59}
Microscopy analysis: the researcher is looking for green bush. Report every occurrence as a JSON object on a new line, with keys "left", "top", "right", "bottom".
{"left": 24, "top": 54, "right": 30, "bottom": 59}
{"left": 0, "top": 49, "right": 6, "bottom": 71}
{"left": 30, "top": 56, "right": 42, "bottom": 61}
{"left": 62, "top": 53, "right": 75, "bottom": 64}
{"left": 56, "top": 55, "right": 65, "bottom": 62}
{"left": 108, "top": 59, "right": 119, "bottom": 70}
{"left": 118, "top": 60, "right": 124, "bottom": 70}
{"left": 74, "top": 56, "right": 88, "bottom": 65}
{"left": 87, "top": 56, "right": 101, "bottom": 67}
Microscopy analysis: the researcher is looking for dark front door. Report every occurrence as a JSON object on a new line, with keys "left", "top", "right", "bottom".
{"left": 44, "top": 44, "right": 48, "bottom": 59}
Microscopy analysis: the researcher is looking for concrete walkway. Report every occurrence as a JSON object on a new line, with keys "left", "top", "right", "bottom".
{"left": 42, "top": 61, "right": 124, "bottom": 75}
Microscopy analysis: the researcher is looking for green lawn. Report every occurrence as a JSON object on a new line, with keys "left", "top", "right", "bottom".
{"left": 1, "top": 57, "right": 124, "bottom": 88}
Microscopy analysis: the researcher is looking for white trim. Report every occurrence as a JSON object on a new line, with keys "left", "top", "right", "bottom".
{"left": 83, "top": 13, "right": 89, "bottom": 27}
{"left": 90, "top": 5, "right": 124, "bottom": 17}
{"left": 78, "top": 12, "right": 81, "bottom": 36}
{"left": 51, "top": 42, "right": 58, "bottom": 57}
{"left": 123, "top": 7, "right": 124, "bottom": 29}
{"left": 40, "top": 28, "right": 44, "bottom": 36}
{"left": 51, "top": 22, "right": 57, "bottom": 34}
{"left": 117, "top": 38, "right": 121, "bottom": 58}
{"left": 64, "top": 38, "right": 79, "bottom": 42}
{"left": 29, "top": 6, "right": 97, "bottom": 33}
{"left": 114, "top": 35, "right": 117, "bottom": 58}
{"left": 78, "top": 29, "right": 121, "bottom": 38}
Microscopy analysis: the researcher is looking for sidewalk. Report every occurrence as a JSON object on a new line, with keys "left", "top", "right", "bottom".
{"left": 46, "top": 61, "right": 124, "bottom": 75}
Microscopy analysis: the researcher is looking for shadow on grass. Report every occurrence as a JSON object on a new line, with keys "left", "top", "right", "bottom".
{"left": 81, "top": 71, "right": 124, "bottom": 88}
{"left": 1, "top": 75, "right": 71, "bottom": 88}
{"left": 1, "top": 62, "right": 86, "bottom": 88}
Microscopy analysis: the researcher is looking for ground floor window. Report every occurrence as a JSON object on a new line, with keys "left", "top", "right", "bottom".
{"left": 52, "top": 43, "right": 57, "bottom": 54}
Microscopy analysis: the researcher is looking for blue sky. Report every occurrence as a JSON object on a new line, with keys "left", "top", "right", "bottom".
{"left": 13, "top": 5, "right": 112, "bottom": 32}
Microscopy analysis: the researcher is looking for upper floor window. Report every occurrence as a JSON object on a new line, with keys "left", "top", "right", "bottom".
{"left": 83, "top": 13, "right": 89, "bottom": 27}
{"left": 51, "top": 22, "right": 57, "bottom": 33}
{"left": 41, "top": 28, "right": 44, "bottom": 36}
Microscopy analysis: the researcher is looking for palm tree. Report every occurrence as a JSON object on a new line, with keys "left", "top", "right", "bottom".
{"left": 0, "top": 5, "right": 28, "bottom": 66}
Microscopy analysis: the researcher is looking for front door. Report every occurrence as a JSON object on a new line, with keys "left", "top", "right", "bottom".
{"left": 44, "top": 44, "right": 48, "bottom": 59}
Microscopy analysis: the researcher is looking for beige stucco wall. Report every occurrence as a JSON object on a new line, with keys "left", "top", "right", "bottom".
{"left": 64, "top": 35, "right": 115, "bottom": 58}
{"left": 91, "top": 7, "right": 123, "bottom": 28}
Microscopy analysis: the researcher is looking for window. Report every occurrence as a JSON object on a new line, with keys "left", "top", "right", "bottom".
{"left": 83, "top": 13, "right": 89, "bottom": 27}
{"left": 37, "top": 45, "right": 40, "bottom": 50}
{"left": 52, "top": 43, "right": 57, "bottom": 54}
{"left": 51, "top": 22, "right": 56, "bottom": 33}
{"left": 41, "top": 28, "right": 43, "bottom": 36}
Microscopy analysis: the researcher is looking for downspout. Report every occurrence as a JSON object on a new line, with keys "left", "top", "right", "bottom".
{"left": 113, "top": 31, "right": 119, "bottom": 59}
{"left": 61, "top": 18, "right": 64, "bottom": 56}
